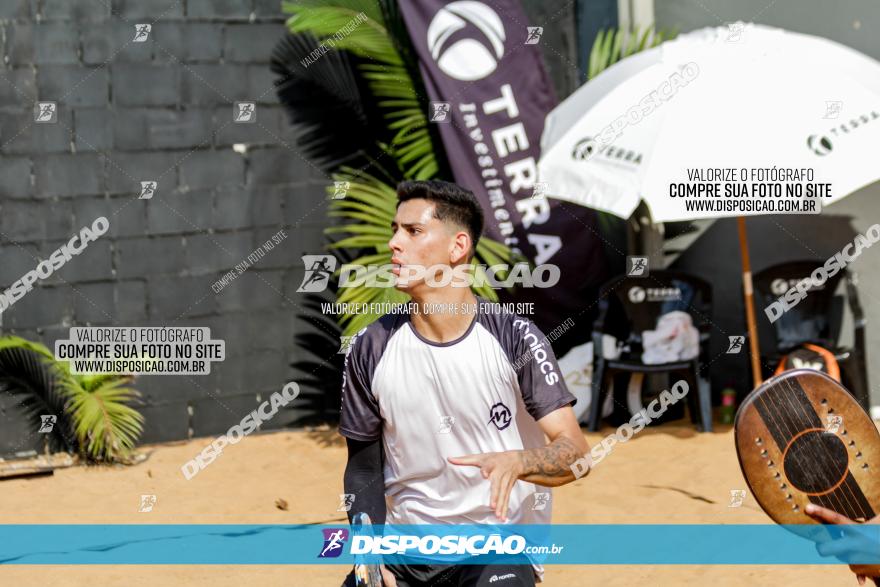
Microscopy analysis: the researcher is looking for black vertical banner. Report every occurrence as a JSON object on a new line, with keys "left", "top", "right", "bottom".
{"left": 397, "top": 0, "right": 610, "bottom": 343}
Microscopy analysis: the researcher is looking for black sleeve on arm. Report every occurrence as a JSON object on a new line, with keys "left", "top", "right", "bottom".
{"left": 343, "top": 437, "right": 386, "bottom": 526}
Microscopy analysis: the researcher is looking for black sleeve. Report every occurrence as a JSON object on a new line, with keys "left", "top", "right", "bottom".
{"left": 339, "top": 332, "right": 383, "bottom": 441}
{"left": 343, "top": 437, "right": 386, "bottom": 525}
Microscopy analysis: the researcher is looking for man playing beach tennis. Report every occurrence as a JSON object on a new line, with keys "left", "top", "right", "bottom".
{"left": 339, "top": 180, "right": 590, "bottom": 586}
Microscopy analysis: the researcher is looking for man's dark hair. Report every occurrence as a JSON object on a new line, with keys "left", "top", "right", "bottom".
{"left": 396, "top": 180, "right": 484, "bottom": 255}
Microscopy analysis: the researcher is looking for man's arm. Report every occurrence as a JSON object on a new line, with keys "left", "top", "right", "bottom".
{"left": 448, "top": 315, "right": 588, "bottom": 520}
{"left": 342, "top": 437, "right": 387, "bottom": 525}
{"left": 342, "top": 437, "right": 399, "bottom": 587}
{"left": 448, "top": 406, "right": 589, "bottom": 521}
{"left": 518, "top": 405, "right": 589, "bottom": 487}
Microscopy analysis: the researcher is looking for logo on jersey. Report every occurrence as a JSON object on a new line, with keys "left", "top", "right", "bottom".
{"left": 318, "top": 528, "right": 349, "bottom": 558}
{"left": 488, "top": 402, "right": 512, "bottom": 430}
{"left": 511, "top": 319, "right": 560, "bottom": 386}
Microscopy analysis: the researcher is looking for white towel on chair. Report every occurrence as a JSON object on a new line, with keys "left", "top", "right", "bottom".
{"left": 641, "top": 311, "right": 700, "bottom": 365}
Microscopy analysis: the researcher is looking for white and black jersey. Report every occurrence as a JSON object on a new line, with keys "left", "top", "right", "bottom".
{"left": 339, "top": 298, "right": 576, "bottom": 531}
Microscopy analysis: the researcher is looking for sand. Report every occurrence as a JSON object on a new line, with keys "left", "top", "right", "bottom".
{"left": 0, "top": 420, "right": 862, "bottom": 586}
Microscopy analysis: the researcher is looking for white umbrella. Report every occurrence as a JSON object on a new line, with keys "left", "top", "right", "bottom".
{"left": 538, "top": 22, "right": 880, "bottom": 386}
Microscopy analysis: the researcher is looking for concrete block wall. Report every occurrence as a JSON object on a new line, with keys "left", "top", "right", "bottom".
{"left": 0, "top": 0, "right": 339, "bottom": 456}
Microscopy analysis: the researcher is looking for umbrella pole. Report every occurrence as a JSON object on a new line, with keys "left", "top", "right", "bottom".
{"left": 737, "top": 217, "right": 763, "bottom": 389}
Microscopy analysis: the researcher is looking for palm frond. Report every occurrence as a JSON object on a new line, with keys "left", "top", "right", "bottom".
{"left": 279, "top": 0, "right": 442, "bottom": 180}
{"left": 587, "top": 25, "right": 678, "bottom": 80}
{"left": 271, "top": 32, "right": 383, "bottom": 173}
{"left": 287, "top": 292, "right": 347, "bottom": 424}
{"left": 61, "top": 376, "right": 144, "bottom": 462}
{"left": 283, "top": 2, "right": 401, "bottom": 65}
{"left": 0, "top": 335, "right": 144, "bottom": 463}
{"left": 0, "top": 338, "right": 75, "bottom": 454}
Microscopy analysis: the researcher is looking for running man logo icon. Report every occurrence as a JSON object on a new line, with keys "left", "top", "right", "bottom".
{"left": 38, "top": 415, "right": 57, "bottom": 433}
{"left": 532, "top": 492, "right": 550, "bottom": 510}
{"left": 337, "top": 494, "right": 355, "bottom": 512}
{"left": 133, "top": 24, "right": 151, "bottom": 42}
{"left": 727, "top": 336, "right": 745, "bottom": 354}
{"left": 234, "top": 102, "right": 256, "bottom": 123}
{"left": 35, "top": 102, "right": 57, "bottom": 123}
{"left": 139, "top": 181, "right": 157, "bottom": 200}
{"left": 826, "top": 414, "right": 844, "bottom": 434}
{"left": 139, "top": 494, "right": 157, "bottom": 513}
{"left": 823, "top": 100, "right": 842, "bottom": 119}
{"left": 338, "top": 336, "right": 354, "bottom": 355}
{"left": 627, "top": 256, "right": 648, "bottom": 277}
{"left": 438, "top": 415, "right": 455, "bottom": 434}
{"left": 298, "top": 255, "right": 338, "bottom": 293}
{"left": 318, "top": 528, "right": 349, "bottom": 558}
{"left": 333, "top": 181, "right": 350, "bottom": 200}
{"left": 726, "top": 22, "right": 744, "bottom": 43}
{"left": 525, "top": 27, "right": 543, "bottom": 44}
{"left": 531, "top": 182, "right": 547, "bottom": 200}
{"left": 728, "top": 489, "right": 746, "bottom": 508}
{"left": 430, "top": 102, "right": 451, "bottom": 122}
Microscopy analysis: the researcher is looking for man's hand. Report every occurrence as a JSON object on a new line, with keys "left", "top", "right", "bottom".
{"left": 448, "top": 407, "right": 587, "bottom": 521}
{"left": 447, "top": 451, "right": 523, "bottom": 522}
{"left": 350, "top": 563, "right": 396, "bottom": 587}
{"left": 805, "top": 503, "right": 880, "bottom": 585}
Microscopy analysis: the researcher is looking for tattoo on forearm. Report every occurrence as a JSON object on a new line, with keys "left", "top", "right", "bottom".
{"left": 519, "top": 437, "right": 580, "bottom": 478}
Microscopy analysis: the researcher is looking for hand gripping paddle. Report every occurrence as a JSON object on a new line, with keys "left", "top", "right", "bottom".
{"left": 352, "top": 512, "right": 383, "bottom": 587}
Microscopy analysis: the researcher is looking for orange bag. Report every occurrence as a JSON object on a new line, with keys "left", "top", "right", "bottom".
{"left": 773, "top": 343, "right": 840, "bottom": 382}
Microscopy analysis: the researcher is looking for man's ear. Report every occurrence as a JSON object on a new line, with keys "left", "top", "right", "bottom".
{"left": 450, "top": 230, "right": 472, "bottom": 264}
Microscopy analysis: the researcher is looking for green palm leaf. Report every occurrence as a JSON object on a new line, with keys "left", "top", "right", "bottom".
{"left": 0, "top": 335, "right": 144, "bottom": 463}
{"left": 61, "top": 376, "right": 144, "bottom": 462}
{"left": 588, "top": 25, "right": 678, "bottom": 80}
{"left": 282, "top": 0, "right": 438, "bottom": 179}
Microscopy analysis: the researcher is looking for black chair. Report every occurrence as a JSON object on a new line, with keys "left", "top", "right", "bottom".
{"left": 752, "top": 260, "right": 870, "bottom": 410}
{"left": 588, "top": 271, "right": 714, "bottom": 432}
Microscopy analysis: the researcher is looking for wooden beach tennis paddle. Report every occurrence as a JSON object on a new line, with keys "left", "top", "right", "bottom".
{"left": 735, "top": 369, "right": 879, "bottom": 524}
{"left": 351, "top": 512, "right": 383, "bottom": 587}
{"left": 735, "top": 369, "right": 880, "bottom": 583}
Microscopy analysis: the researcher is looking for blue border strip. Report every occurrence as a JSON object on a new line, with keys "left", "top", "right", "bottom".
{"left": 1, "top": 524, "right": 877, "bottom": 565}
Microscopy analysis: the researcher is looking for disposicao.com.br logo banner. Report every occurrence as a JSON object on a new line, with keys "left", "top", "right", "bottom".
{"left": 1, "top": 525, "right": 879, "bottom": 566}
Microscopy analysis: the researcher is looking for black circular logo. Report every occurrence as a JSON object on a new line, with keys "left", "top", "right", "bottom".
{"left": 488, "top": 402, "right": 512, "bottom": 430}
{"left": 807, "top": 134, "right": 833, "bottom": 156}
{"left": 571, "top": 137, "right": 595, "bottom": 160}
{"left": 783, "top": 429, "right": 848, "bottom": 494}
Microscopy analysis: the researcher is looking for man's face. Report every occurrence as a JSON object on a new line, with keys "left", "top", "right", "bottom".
{"left": 388, "top": 199, "right": 468, "bottom": 293}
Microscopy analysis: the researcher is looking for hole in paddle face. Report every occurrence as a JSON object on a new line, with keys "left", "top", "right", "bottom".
{"left": 783, "top": 429, "right": 849, "bottom": 495}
